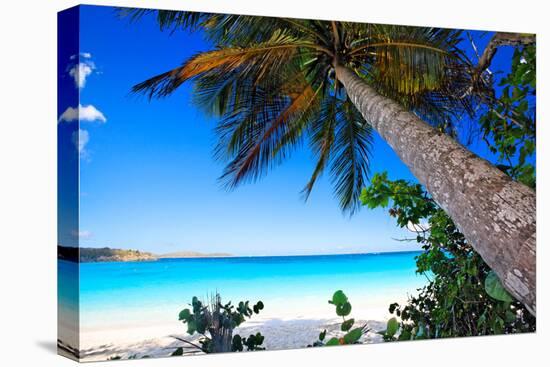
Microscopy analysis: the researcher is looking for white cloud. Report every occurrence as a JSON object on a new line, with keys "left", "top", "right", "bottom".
{"left": 72, "top": 128, "right": 90, "bottom": 156}
{"left": 70, "top": 52, "right": 92, "bottom": 60}
{"left": 71, "top": 229, "right": 93, "bottom": 239}
{"left": 67, "top": 52, "right": 95, "bottom": 88}
{"left": 79, "top": 104, "right": 106, "bottom": 122}
{"left": 69, "top": 62, "right": 94, "bottom": 88}
{"left": 59, "top": 106, "right": 78, "bottom": 122}
{"left": 59, "top": 104, "right": 107, "bottom": 123}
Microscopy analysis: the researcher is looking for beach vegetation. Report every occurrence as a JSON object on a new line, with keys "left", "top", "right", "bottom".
{"left": 479, "top": 44, "right": 536, "bottom": 188}
{"left": 361, "top": 47, "right": 536, "bottom": 339}
{"left": 310, "top": 290, "right": 369, "bottom": 347}
{"left": 172, "top": 293, "right": 265, "bottom": 355}
{"left": 360, "top": 172, "right": 536, "bottom": 340}
{"left": 378, "top": 317, "right": 400, "bottom": 341}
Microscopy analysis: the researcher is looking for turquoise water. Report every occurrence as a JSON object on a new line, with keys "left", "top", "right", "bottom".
{"left": 59, "top": 251, "right": 427, "bottom": 331}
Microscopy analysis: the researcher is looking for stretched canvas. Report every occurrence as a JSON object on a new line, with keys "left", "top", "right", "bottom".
{"left": 58, "top": 4, "right": 536, "bottom": 362}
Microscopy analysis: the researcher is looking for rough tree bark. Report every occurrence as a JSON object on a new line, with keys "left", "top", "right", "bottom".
{"left": 336, "top": 64, "right": 536, "bottom": 316}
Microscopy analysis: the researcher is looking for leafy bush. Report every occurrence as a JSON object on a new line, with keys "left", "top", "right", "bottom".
{"left": 172, "top": 293, "right": 265, "bottom": 355}
{"left": 310, "top": 290, "right": 369, "bottom": 347}
{"left": 361, "top": 172, "right": 535, "bottom": 341}
{"left": 479, "top": 45, "right": 536, "bottom": 188}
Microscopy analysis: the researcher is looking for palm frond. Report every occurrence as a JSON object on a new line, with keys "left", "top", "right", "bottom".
{"left": 132, "top": 30, "right": 325, "bottom": 99}
{"left": 218, "top": 82, "right": 319, "bottom": 187}
{"left": 117, "top": 8, "right": 210, "bottom": 32}
{"left": 329, "top": 99, "right": 373, "bottom": 214}
{"left": 302, "top": 97, "right": 337, "bottom": 199}
{"left": 366, "top": 43, "right": 447, "bottom": 95}
{"left": 198, "top": 14, "right": 333, "bottom": 52}
{"left": 128, "top": 12, "right": 478, "bottom": 214}
{"left": 350, "top": 26, "right": 475, "bottom": 128}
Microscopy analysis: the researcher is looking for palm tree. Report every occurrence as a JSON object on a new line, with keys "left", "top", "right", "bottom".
{"left": 123, "top": 10, "right": 536, "bottom": 316}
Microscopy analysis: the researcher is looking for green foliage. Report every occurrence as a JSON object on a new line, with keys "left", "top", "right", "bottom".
{"left": 341, "top": 318, "right": 355, "bottom": 332}
{"left": 230, "top": 332, "right": 265, "bottom": 352}
{"left": 331, "top": 290, "right": 348, "bottom": 305}
{"left": 360, "top": 172, "right": 436, "bottom": 227}
{"left": 484, "top": 271, "right": 514, "bottom": 302}
{"left": 361, "top": 173, "right": 535, "bottom": 340}
{"left": 253, "top": 301, "right": 264, "bottom": 314}
{"left": 379, "top": 317, "right": 400, "bottom": 341}
{"left": 479, "top": 45, "right": 536, "bottom": 188}
{"left": 173, "top": 293, "right": 265, "bottom": 355}
{"left": 171, "top": 348, "right": 184, "bottom": 356}
{"left": 309, "top": 290, "right": 369, "bottom": 347}
{"left": 244, "top": 333, "right": 266, "bottom": 351}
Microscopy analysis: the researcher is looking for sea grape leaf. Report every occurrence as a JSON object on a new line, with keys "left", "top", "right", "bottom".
{"left": 253, "top": 301, "right": 264, "bottom": 314}
{"left": 187, "top": 319, "right": 197, "bottom": 334}
{"left": 343, "top": 328, "right": 363, "bottom": 344}
{"left": 331, "top": 290, "right": 348, "bottom": 305}
{"left": 232, "top": 335, "right": 243, "bottom": 352}
{"left": 386, "top": 317, "right": 399, "bottom": 336}
{"left": 325, "top": 337, "right": 340, "bottom": 346}
{"left": 178, "top": 308, "right": 191, "bottom": 321}
{"left": 341, "top": 318, "right": 355, "bottom": 332}
{"left": 484, "top": 271, "right": 514, "bottom": 302}
{"left": 336, "top": 301, "right": 352, "bottom": 316}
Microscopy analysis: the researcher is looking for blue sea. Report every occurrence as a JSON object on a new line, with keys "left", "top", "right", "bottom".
{"left": 59, "top": 251, "right": 427, "bottom": 346}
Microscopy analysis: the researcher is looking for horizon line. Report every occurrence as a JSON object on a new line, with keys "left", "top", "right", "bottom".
{"left": 58, "top": 244, "right": 422, "bottom": 258}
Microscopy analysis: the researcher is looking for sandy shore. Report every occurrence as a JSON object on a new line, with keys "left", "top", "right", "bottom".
{"left": 73, "top": 317, "right": 387, "bottom": 361}
{"left": 59, "top": 293, "right": 410, "bottom": 361}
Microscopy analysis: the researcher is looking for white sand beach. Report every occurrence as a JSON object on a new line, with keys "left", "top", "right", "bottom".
{"left": 76, "top": 317, "right": 387, "bottom": 361}
{"left": 70, "top": 295, "right": 404, "bottom": 361}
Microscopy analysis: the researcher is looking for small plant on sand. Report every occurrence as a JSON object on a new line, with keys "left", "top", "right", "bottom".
{"left": 309, "top": 290, "right": 369, "bottom": 347}
{"left": 378, "top": 317, "right": 400, "bottom": 341}
{"left": 171, "top": 293, "right": 265, "bottom": 355}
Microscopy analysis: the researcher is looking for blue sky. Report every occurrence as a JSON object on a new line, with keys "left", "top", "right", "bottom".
{"left": 62, "top": 5, "right": 517, "bottom": 256}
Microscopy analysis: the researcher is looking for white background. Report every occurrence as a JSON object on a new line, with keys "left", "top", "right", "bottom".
{"left": 0, "top": 0, "right": 547, "bottom": 366}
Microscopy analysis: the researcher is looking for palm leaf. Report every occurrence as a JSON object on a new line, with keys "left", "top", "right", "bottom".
{"left": 132, "top": 30, "right": 325, "bottom": 99}
{"left": 128, "top": 13, "right": 477, "bottom": 214}
{"left": 219, "top": 82, "right": 319, "bottom": 187}
{"left": 302, "top": 97, "right": 337, "bottom": 199}
{"left": 117, "top": 8, "right": 210, "bottom": 32}
{"left": 329, "top": 99, "right": 373, "bottom": 213}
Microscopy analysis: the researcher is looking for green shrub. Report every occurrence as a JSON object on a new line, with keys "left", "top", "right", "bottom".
{"left": 172, "top": 293, "right": 265, "bottom": 355}
{"left": 309, "top": 290, "right": 369, "bottom": 347}
{"left": 361, "top": 173, "right": 535, "bottom": 341}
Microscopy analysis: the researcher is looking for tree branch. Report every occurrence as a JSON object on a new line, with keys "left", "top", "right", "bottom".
{"left": 475, "top": 32, "right": 535, "bottom": 74}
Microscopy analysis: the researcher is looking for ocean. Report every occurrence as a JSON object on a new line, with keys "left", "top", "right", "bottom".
{"left": 59, "top": 251, "right": 427, "bottom": 348}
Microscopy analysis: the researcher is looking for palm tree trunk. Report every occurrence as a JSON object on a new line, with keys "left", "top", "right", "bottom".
{"left": 336, "top": 64, "right": 536, "bottom": 316}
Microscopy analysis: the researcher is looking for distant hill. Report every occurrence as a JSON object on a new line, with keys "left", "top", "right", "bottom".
{"left": 58, "top": 246, "right": 233, "bottom": 262}
{"left": 58, "top": 246, "right": 156, "bottom": 263}
{"left": 158, "top": 251, "right": 233, "bottom": 259}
